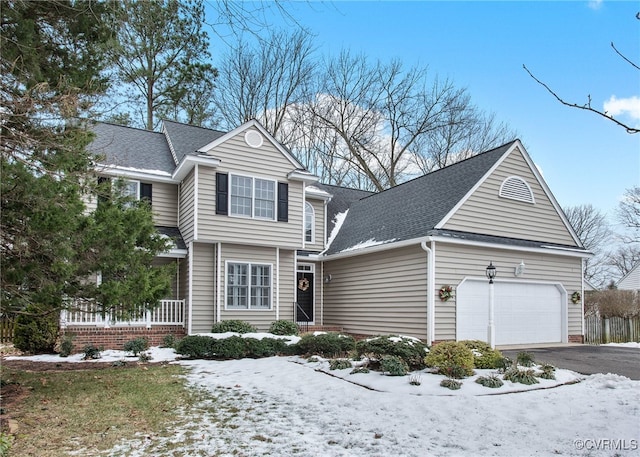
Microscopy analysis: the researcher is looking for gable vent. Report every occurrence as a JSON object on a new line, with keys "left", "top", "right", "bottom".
{"left": 499, "top": 176, "right": 535, "bottom": 204}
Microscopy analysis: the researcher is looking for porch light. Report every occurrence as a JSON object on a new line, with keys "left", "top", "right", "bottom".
{"left": 485, "top": 261, "right": 497, "bottom": 284}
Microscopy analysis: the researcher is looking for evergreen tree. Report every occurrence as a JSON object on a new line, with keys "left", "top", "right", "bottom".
{"left": 106, "top": 0, "right": 218, "bottom": 130}
{"left": 1, "top": 0, "right": 172, "bottom": 327}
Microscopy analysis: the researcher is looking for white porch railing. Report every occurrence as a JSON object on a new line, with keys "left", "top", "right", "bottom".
{"left": 60, "top": 299, "right": 185, "bottom": 328}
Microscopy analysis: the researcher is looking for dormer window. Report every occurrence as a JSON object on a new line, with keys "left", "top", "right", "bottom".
{"left": 499, "top": 176, "right": 535, "bottom": 204}
{"left": 305, "top": 202, "right": 315, "bottom": 243}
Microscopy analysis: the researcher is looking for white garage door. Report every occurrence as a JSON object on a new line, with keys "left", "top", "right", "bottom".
{"left": 456, "top": 280, "right": 564, "bottom": 345}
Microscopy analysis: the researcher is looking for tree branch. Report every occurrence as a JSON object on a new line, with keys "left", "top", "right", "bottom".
{"left": 523, "top": 64, "right": 639, "bottom": 134}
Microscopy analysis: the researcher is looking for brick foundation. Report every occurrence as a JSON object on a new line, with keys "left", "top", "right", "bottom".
{"left": 60, "top": 326, "right": 186, "bottom": 351}
{"left": 568, "top": 334, "right": 584, "bottom": 344}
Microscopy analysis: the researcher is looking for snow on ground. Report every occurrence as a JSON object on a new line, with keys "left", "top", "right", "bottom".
{"left": 5, "top": 342, "right": 640, "bottom": 456}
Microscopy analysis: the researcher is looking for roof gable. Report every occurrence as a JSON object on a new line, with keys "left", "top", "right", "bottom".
{"left": 196, "top": 119, "right": 306, "bottom": 170}
{"left": 324, "top": 142, "right": 514, "bottom": 255}
{"left": 441, "top": 141, "right": 581, "bottom": 247}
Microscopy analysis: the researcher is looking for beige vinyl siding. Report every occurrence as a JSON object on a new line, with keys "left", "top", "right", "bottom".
{"left": 196, "top": 166, "right": 304, "bottom": 248}
{"left": 178, "top": 169, "right": 196, "bottom": 242}
{"left": 323, "top": 245, "right": 429, "bottom": 339}
{"left": 191, "top": 242, "right": 215, "bottom": 333}
{"left": 151, "top": 182, "right": 178, "bottom": 226}
{"left": 433, "top": 242, "right": 583, "bottom": 341}
{"left": 305, "top": 198, "right": 326, "bottom": 251}
{"left": 444, "top": 147, "right": 576, "bottom": 246}
{"left": 217, "top": 244, "right": 296, "bottom": 331}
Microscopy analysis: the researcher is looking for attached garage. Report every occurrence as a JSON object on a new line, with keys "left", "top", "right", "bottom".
{"left": 456, "top": 279, "right": 567, "bottom": 345}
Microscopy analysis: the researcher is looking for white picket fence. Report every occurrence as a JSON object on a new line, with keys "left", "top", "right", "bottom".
{"left": 60, "top": 299, "right": 185, "bottom": 328}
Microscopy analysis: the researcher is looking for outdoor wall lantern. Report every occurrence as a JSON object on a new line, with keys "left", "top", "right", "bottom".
{"left": 514, "top": 260, "right": 525, "bottom": 277}
{"left": 324, "top": 274, "right": 332, "bottom": 284}
{"left": 485, "top": 261, "right": 497, "bottom": 284}
{"left": 486, "top": 261, "right": 497, "bottom": 348}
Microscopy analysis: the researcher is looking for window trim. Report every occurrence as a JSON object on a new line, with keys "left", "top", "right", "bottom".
{"left": 225, "top": 260, "right": 273, "bottom": 310}
{"left": 304, "top": 202, "right": 315, "bottom": 244}
{"left": 229, "top": 173, "right": 277, "bottom": 221}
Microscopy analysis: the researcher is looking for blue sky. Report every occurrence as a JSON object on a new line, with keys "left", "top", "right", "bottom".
{"left": 206, "top": 1, "right": 639, "bottom": 229}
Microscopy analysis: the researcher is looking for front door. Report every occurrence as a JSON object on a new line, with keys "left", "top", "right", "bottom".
{"left": 296, "top": 271, "right": 314, "bottom": 322}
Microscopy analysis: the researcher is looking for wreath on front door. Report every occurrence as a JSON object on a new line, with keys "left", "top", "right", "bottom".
{"left": 571, "top": 291, "right": 581, "bottom": 304}
{"left": 298, "top": 277, "right": 310, "bottom": 292}
{"left": 439, "top": 285, "right": 453, "bottom": 302}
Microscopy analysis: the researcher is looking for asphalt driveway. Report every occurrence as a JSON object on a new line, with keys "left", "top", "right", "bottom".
{"left": 501, "top": 345, "right": 640, "bottom": 380}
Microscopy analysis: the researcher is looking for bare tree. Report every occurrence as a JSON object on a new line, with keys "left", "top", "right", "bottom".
{"left": 214, "top": 29, "right": 315, "bottom": 136}
{"left": 616, "top": 186, "right": 640, "bottom": 240}
{"left": 564, "top": 204, "right": 613, "bottom": 287}
{"left": 304, "top": 51, "right": 515, "bottom": 191}
{"left": 523, "top": 13, "right": 639, "bottom": 134}
{"left": 607, "top": 245, "right": 640, "bottom": 279}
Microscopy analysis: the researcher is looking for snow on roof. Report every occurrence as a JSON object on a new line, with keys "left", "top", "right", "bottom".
{"left": 325, "top": 210, "right": 348, "bottom": 250}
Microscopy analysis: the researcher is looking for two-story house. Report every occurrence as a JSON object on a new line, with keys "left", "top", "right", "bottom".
{"left": 63, "top": 119, "right": 590, "bottom": 349}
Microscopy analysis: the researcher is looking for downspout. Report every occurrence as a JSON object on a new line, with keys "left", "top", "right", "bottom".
{"left": 581, "top": 257, "right": 585, "bottom": 340}
{"left": 216, "top": 242, "right": 222, "bottom": 324}
{"left": 187, "top": 241, "right": 193, "bottom": 335}
{"left": 420, "top": 239, "right": 435, "bottom": 345}
{"left": 276, "top": 247, "right": 280, "bottom": 320}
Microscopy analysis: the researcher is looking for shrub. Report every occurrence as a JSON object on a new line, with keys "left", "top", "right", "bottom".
{"left": 82, "top": 344, "right": 102, "bottom": 360}
{"left": 475, "top": 375, "right": 504, "bottom": 388}
{"left": 213, "top": 335, "right": 247, "bottom": 359}
{"left": 356, "top": 335, "right": 428, "bottom": 370}
{"left": 211, "top": 320, "right": 257, "bottom": 334}
{"left": 243, "top": 337, "right": 287, "bottom": 358}
{"left": 138, "top": 352, "right": 153, "bottom": 362}
{"left": 13, "top": 305, "right": 59, "bottom": 354}
{"left": 329, "top": 359, "right": 353, "bottom": 370}
{"left": 380, "top": 355, "right": 409, "bottom": 376}
{"left": 537, "top": 364, "right": 556, "bottom": 380}
{"left": 350, "top": 366, "right": 370, "bottom": 374}
{"left": 161, "top": 334, "right": 177, "bottom": 348}
{"left": 123, "top": 337, "right": 149, "bottom": 356}
{"left": 503, "top": 367, "right": 539, "bottom": 385}
{"left": 516, "top": 351, "right": 535, "bottom": 367}
{"left": 460, "top": 340, "right": 503, "bottom": 369}
{"left": 439, "top": 365, "right": 469, "bottom": 380}
{"left": 268, "top": 320, "right": 299, "bottom": 336}
{"left": 295, "top": 332, "right": 355, "bottom": 358}
{"left": 175, "top": 335, "right": 215, "bottom": 359}
{"left": 440, "top": 379, "right": 462, "bottom": 390}
{"left": 496, "top": 356, "right": 513, "bottom": 372}
{"left": 59, "top": 334, "right": 75, "bottom": 357}
{"left": 424, "top": 341, "right": 475, "bottom": 377}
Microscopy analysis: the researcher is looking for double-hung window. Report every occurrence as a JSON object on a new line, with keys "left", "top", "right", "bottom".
{"left": 226, "top": 262, "right": 272, "bottom": 309}
{"left": 230, "top": 175, "right": 275, "bottom": 220}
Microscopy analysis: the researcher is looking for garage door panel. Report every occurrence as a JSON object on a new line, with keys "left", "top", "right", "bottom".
{"left": 456, "top": 280, "right": 563, "bottom": 345}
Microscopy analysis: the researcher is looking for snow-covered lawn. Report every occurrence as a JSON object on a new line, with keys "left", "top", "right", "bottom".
{"left": 6, "top": 342, "right": 640, "bottom": 456}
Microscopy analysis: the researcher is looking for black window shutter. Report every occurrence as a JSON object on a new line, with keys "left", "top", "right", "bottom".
{"left": 277, "top": 182, "right": 288, "bottom": 222}
{"left": 216, "top": 172, "right": 228, "bottom": 215}
{"left": 97, "top": 176, "right": 111, "bottom": 205}
{"left": 140, "top": 182, "right": 152, "bottom": 203}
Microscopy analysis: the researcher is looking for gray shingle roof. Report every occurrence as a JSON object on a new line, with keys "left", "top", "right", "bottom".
{"left": 324, "top": 142, "right": 516, "bottom": 255}
{"left": 162, "top": 120, "right": 226, "bottom": 164}
{"left": 317, "top": 184, "right": 375, "bottom": 235}
{"left": 88, "top": 122, "right": 175, "bottom": 174}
